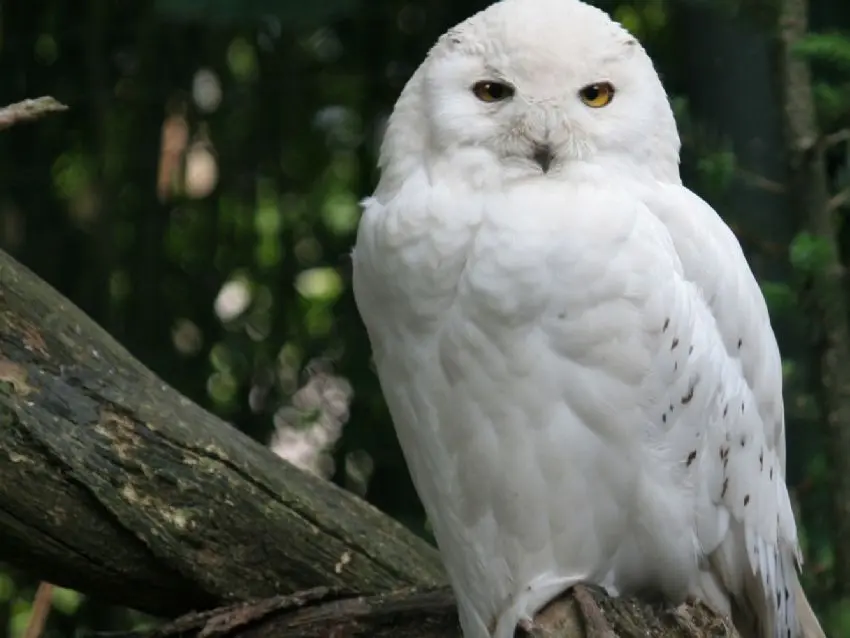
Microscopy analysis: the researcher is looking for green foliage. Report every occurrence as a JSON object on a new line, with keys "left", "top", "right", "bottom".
{"left": 611, "top": 1, "right": 667, "bottom": 40}
{"left": 824, "top": 599, "right": 850, "bottom": 637}
{"left": 795, "top": 33, "right": 850, "bottom": 72}
{"left": 811, "top": 82, "right": 850, "bottom": 128}
{"left": 696, "top": 149, "right": 737, "bottom": 198}
{"left": 790, "top": 232, "right": 836, "bottom": 275}
{"left": 795, "top": 32, "right": 850, "bottom": 130}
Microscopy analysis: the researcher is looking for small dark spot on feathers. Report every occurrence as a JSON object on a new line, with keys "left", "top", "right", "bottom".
{"left": 744, "top": 494, "right": 750, "bottom": 505}
{"left": 689, "top": 345, "right": 694, "bottom": 355}
{"left": 738, "top": 338, "right": 743, "bottom": 349}
{"left": 663, "top": 318, "right": 670, "bottom": 332}
{"left": 671, "top": 337, "right": 679, "bottom": 350}
{"left": 681, "top": 380, "right": 695, "bottom": 404}
{"left": 686, "top": 450, "right": 697, "bottom": 466}
{"left": 721, "top": 477, "right": 729, "bottom": 498}
{"left": 723, "top": 404, "right": 728, "bottom": 417}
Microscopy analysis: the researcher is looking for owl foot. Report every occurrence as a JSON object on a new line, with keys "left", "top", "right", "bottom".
{"left": 573, "top": 585, "right": 616, "bottom": 638}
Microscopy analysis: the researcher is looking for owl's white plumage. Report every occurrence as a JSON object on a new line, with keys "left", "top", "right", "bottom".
{"left": 351, "top": 1, "right": 825, "bottom": 637}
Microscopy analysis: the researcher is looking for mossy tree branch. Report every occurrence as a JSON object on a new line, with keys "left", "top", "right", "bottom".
{"left": 0, "top": 249, "right": 444, "bottom": 617}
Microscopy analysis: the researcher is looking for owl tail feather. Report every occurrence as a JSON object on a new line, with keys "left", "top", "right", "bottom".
{"left": 795, "top": 580, "right": 826, "bottom": 638}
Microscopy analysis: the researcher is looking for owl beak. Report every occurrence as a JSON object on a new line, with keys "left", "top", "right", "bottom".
{"left": 532, "top": 143, "right": 554, "bottom": 173}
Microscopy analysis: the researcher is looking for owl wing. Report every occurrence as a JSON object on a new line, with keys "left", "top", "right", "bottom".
{"left": 641, "top": 183, "right": 802, "bottom": 638}
{"left": 527, "top": 181, "right": 801, "bottom": 637}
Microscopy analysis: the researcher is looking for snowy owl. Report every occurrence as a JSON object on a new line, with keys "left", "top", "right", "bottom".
{"left": 351, "top": 1, "right": 826, "bottom": 637}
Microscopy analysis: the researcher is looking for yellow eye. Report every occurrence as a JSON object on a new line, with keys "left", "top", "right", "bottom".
{"left": 472, "top": 81, "right": 515, "bottom": 103}
{"left": 579, "top": 82, "right": 615, "bottom": 108}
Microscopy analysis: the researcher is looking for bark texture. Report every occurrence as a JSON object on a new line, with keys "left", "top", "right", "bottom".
{"left": 0, "top": 249, "right": 443, "bottom": 617}
{"left": 104, "top": 586, "right": 737, "bottom": 638}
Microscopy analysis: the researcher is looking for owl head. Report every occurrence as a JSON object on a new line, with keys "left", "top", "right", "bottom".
{"left": 377, "top": 0, "right": 681, "bottom": 194}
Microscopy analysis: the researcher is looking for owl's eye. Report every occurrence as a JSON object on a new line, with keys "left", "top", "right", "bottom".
{"left": 472, "top": 81, "right": 515, "bottom": 103}
{"left": 579, "top": 82, "right": 615, "bottom": 108}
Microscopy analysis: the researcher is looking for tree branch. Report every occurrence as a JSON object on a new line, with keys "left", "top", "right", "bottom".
{"left": 821, "top": 128, "right": 850, "bottom": 150}
{"left": 0, "top": 97, "right": 68, "bottom": 130}
{"left": 0, "top": 248, "right": 444, "bottom": 617}
{"left": 95, "top": 586, "right": 736, "bottom": 638}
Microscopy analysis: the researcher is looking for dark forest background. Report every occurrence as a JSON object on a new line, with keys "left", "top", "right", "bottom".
{"left": 2, "top": 0, "right": 850, "bottom": 635}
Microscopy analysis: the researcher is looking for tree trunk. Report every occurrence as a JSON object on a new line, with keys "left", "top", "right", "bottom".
{"left": 776, "top": 0, "right": 850, "bottom": 597}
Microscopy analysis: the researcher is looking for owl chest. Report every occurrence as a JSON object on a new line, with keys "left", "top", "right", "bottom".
{"left": 377, "top": 213, "right": 554, "bottom": 332}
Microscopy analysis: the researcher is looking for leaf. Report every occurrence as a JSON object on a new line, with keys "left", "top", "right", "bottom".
{"left": 789, "top": 232, "right": 835, "bottom": 275}
{"left": 793, "top": 33, "right": 850, "bottom": 73}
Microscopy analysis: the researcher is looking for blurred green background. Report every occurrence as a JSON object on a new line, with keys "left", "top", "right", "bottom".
{"left": 1, "top": 0, "right": 850, "bottom": 635}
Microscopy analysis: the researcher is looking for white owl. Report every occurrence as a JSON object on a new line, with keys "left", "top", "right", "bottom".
{"left": 351, "top": 1, "right": 826, "bottom": 637}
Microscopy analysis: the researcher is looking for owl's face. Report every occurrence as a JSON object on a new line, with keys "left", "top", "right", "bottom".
{"left": 381, "top": 0, "right": 681, "bottom": 186}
